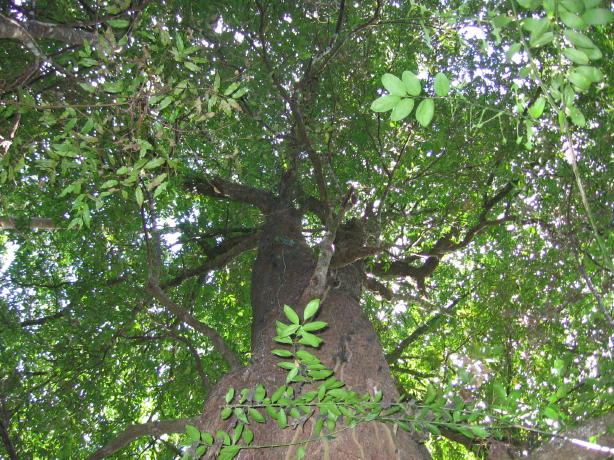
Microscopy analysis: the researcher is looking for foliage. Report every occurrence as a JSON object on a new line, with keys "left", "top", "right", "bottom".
{"left": 179, "top": 300, "right": 493, "bottom": 459}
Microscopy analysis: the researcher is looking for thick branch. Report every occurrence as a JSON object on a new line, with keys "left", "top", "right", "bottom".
{"left": 0, "top": 399, "right": 18, "bottom": 460}
{"left": 526, "top": 412, "right": 614, "bottom": 459}
{"left": 0, "top": 216, "right": 61, "bottom": 230}
{"left": 162, "top": 232, "right": 259, "bottom": 289}
{"left": 299, "top": 188, "right": 355, "bottom": 304}
{"left": 369, "top": 183, "right": 516, "bottom": 288}
{"left": 331, "top": 245, "right": 385, "bottom": 269}
{"left": 386, "top": 296, "right": 465, "bottom": 363}
{"left": 298, "top": 194, "right": 328, "bottom": 222}
{"left": 20, "top": 310, "right": 66, "bottom": 327}
{"left": 86, "top": 416, "right": 200, "bottom": 460}
{"left": 0, "top": 17, "right": 97, "bottom": 45}
{"left": 183, "top": 175, "right": 276, "bottom": 214}
{"left": 146, "top": 283, "right": 241, "bottom": 370}
{"left": 363, "top": 277, "right": 436, "bottom": 309}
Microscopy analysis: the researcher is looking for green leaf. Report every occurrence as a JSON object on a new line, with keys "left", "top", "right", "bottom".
{"left": 390, "top": 98, "right": 414, "bottom": 121}
{"left": 101, "top": 180, "right": 118, "bottom": 189}
{"left": 202, "top": 432, "right": 214, "bottom": 445}
{"left": 286, "top": 367, "right": 299, "bottom": 383}
{"left": 273, "top": 335, "right": 293, "bottom": 344}
{"left": 158, "top": 96, "right": 173, "bottom": 111}
{"left": 301, "top": 321, "right": 327, "bottom": 332}
{"left": 560, "top": 11, "right": 588, "bottom": 29}
{"left": 233, "top": 86, "right": 248, "bottom": 98}
{"left": 135, "top": 187, "right": 144, "bottom": 206}
{"left": 295, "top": 350, "right": 320, "bottom": 364}
{"left": 220, "top": 407, "right": 232, "bottom": 419}
{"left": 563, "top": 47, "right": 590, "bottom": 65}
{"left": 153, "top": 182, "right": 168, "bottom": 198}
{"left": 309, "top": 369, "right": 333, "bottom": 380}
{"left": 277, "top": 361, "right": 297, "bottom": 370}
{"left": 583, "top": 0, "right": 602, "bottom": 8}
{"left": 564, "top": 30, "right": 596, "bottom": 49}
{"left": 224, "top": 82, "right": 240, "bottom": 96}
{"left": 517, "top": 0, "right": 541, "bottom": 8}
{"left": 248, "top": 408, "right": 266, "bottom": 423}
{"left": 185, "top": 425, "right": 201, "bottom": 443}
{"left": 79, "top": 82, "right": 96, "bottom": 93}
{"left": 283, "top": 305, "right": 300, "bottom": 324}
{"left": 370, "top": 94, "right": 401, "bottom": 112}
{"left": 575, "top": 65, "right": 603, "bottom": 82}
{"left": 569, "top": 70, "right": 592, "bottom": 90}
{"left": 314, "top": 417, "right": 324, "bottom": 435}
{"left": 184, "top": 61, "right": 200, "bottom": 71}
{"left": 415, "top": 98, "right": 435, "bottom": 127}
{"left": 402, "top": 71, "right": 421, "bottom": 96}
{"left": 581, "top": 8, "right": 614, "bottom": 24}
{"left": 543, "top": 407, "right": 559, "bottom": 420}
{"left": 219, "top": 446, "right": 241, "bottom": 460}
{"left": 470, "top": 426, "right": 489, "bottom": 438}
{"left": 277, "top": 408, "right": 287, "bottom": 428}
{"left": 271, "top": 386, "right": 286, "bottom": 403}
{"left": 434, "top": 73, "right": 450, "bottom": 97}
{"left": 272, "top": 349, "right": 293, "bottom": 357}
{"left": 578, "top": 45, "right": 602, "bottom": 60}
{"left": 530, "top": 31, "right": 554, "bottom": 47}
{"left": 568, "top": 107, "right": 586, "bottom": 126}
{"left": 561, "top": 0, "right": 584, "bottom": 13}
{"left": 252, "top": 384, "right": 266, "bottom": 403}
{"left": 103, "top": 81, "right": 123, "bottom": 93}
{"left": 528, "top": 97, "right": 546, "bottom": 119}
{"left": 381, "top": 73, "right": 407, "bottom": 96}
{"left": 297, "top": 446, "right": 306, "bottom": 459}
{"left": 298, "top": 332, "right": 323, "bottom": 348}
{"left": 492, "top": 15, "right": 512, "bottom": 28}
{"left": 144, "top": 157, "right": 165, "bottom": 169}
{"left": 277, "top": 323, "right": 300, "bottom": 338}
{"left": 225, "top": 387, "right": 235, "bottom": 403}
{"left": 195, "top": 445, "right": 207, "bottom": 456}
{"left": 303, "top": 299, "right": 320, "bottom": 321}
{"left": 243, "top": 428, "right": 254, "bottom": 445}
{"left": 234, "top": 408, "right": 249, "bottom": 425}
{"left": 107, "top": 19, "right": 130, "bottom": 28}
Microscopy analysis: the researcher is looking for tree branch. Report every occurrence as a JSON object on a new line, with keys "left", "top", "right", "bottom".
{"left": 386, "top": 296, "right": 466, "bottom": 363}
{"left": 0, "top": 216, "right": 62, "bottom": 230}
{"left": 20, "top": 310, "right": 66, "bottom": 327}
{"left": 368, "top": 183, "right": 516, "bottom": 290}
{"left": 183, "top": 174, "right": 276, "bottom": 214}
{"left": 363, "top": 277, "right": 436, "bottom": 309}
{"left": 0, "top": 398, "right": 18, "bottom": 460}
{"left": 146, "top": 282, "right": 242, "bottom": 371}
{"left": 162, "top": 231, "right": 259, "bottom": 289}
{"left": 0, "top": 16, "right": 97, "bottom": 45}
{"left": 299, "top": 187, "right": 355, "bottom": 304}
{"left": 86, "top": 416, "right": 201, "bottom": 460}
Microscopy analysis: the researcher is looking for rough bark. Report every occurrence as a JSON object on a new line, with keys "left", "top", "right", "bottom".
{"left": 87, "top": 417, "right": 202, "bottom": 460}
{"left": 525, "top": 413, "right": 614, "bottom": 460}
{"left": 197, "top": 206, "right": 430, "bottom": 459}
{"left": 0, "top": 216, "right": 62, "bottom": 230}
{"left": 0, "top": 16, "right": 97, "bottom": 45}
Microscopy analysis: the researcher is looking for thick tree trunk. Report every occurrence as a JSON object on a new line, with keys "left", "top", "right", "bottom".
{"left": 198, "top": 208, "right": 430, "bottom": 459}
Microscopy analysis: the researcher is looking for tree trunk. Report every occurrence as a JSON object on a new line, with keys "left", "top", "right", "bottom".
{"left": 198, "top": 208, "right": 430, "bottom": 459}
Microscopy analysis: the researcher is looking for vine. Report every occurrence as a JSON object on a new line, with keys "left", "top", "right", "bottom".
{"left": 178, "top": 299, "right": 613, "bottom": 459}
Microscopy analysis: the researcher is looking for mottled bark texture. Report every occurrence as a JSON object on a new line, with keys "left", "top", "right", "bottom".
{"left": 197, "top": 208, "right": 430, "bottom": 459}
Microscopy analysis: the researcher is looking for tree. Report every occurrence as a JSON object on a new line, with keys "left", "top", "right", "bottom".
{"left": 0, "top": 0, "right": 612, "bottom": 458}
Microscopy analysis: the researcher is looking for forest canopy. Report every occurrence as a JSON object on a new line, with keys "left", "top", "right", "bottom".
{"left": 0, "top": 0, "right": 612, "bottom": 459}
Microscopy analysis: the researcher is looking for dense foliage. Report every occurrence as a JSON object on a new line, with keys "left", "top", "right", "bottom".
{"left": 0, "top": 0, "right": 612, "bottom": 458}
